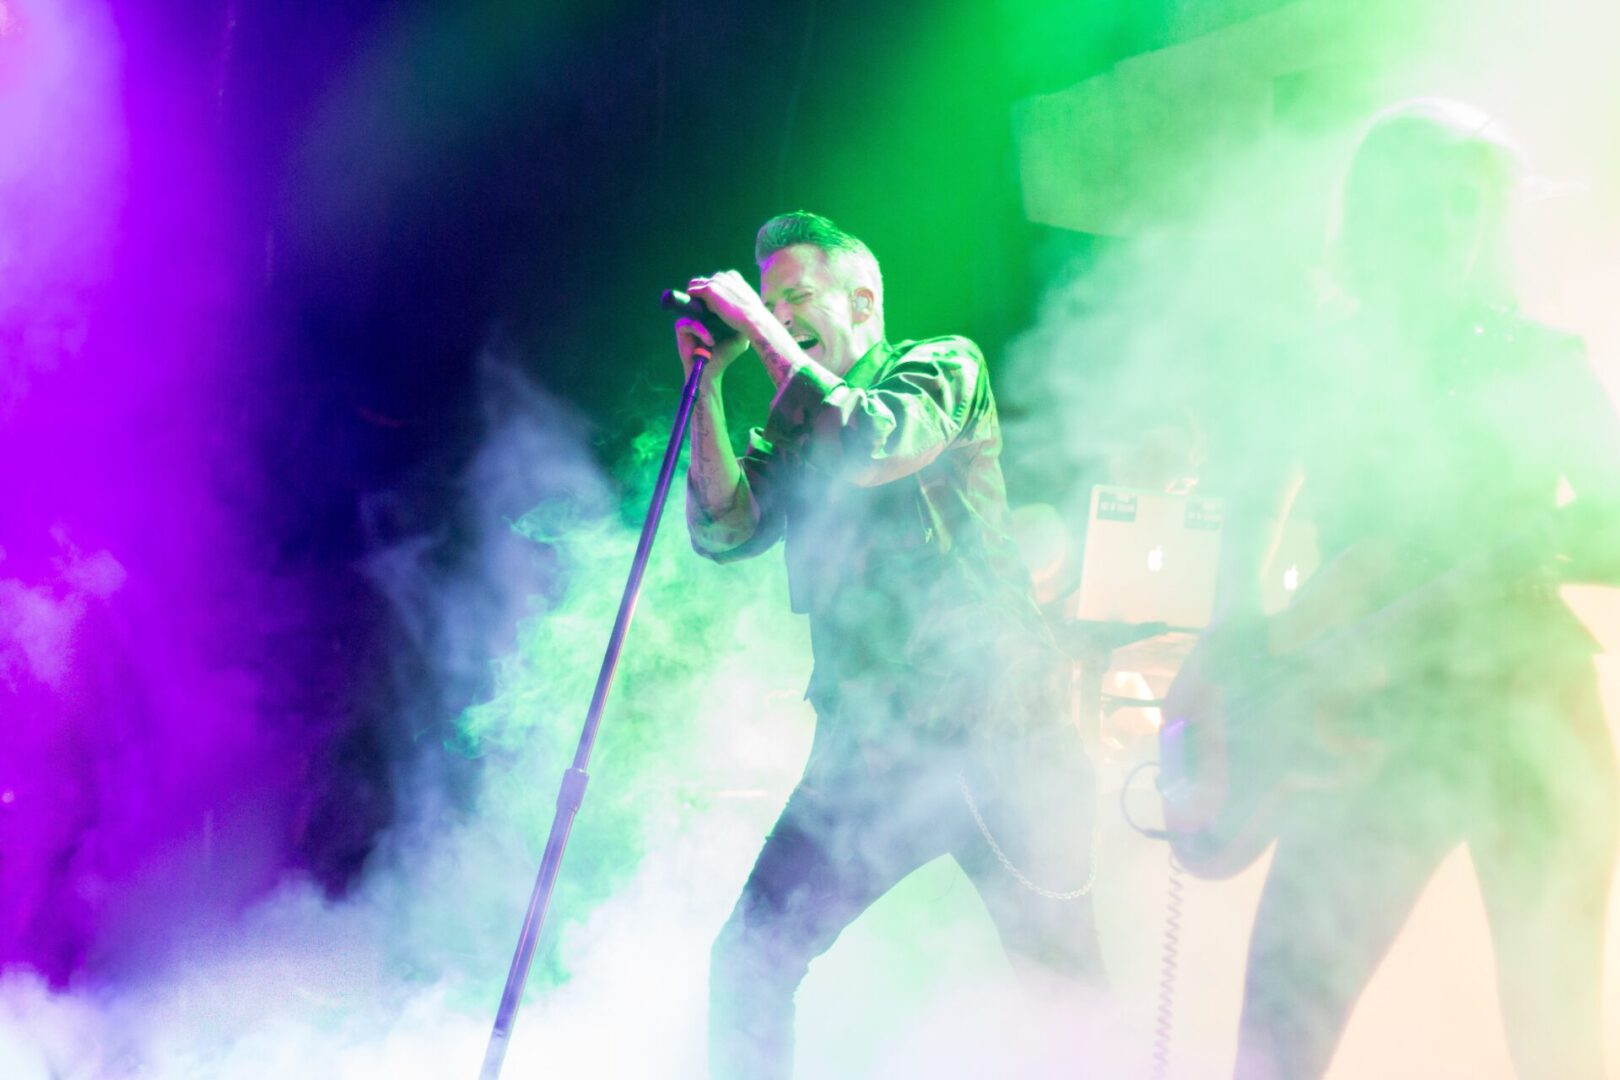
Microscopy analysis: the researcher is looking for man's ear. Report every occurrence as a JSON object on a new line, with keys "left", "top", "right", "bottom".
{"left": 852, "top": 287, "right": 875, "bottom": 323}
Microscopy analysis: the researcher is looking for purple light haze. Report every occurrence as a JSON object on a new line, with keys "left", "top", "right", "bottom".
{"left": 1, "top": 0, "right": 297, "bottom": 984}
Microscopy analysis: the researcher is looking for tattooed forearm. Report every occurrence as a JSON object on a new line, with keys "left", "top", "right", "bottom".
{"left": 756, "top": 342, "right": 797, "bottom": 391}
{"left": 747, "top": 319, "right": 839, "bottom": 393}
{"left": 688, "top": 377, "right": 746, "bottom": 518}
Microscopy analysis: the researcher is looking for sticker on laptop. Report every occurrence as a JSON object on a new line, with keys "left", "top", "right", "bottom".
{"left": 1097, "top": 490, "right": 1138, "bottom": 523}
{"left": 1185, "top": 499, "right": 1223, "bottom": 531}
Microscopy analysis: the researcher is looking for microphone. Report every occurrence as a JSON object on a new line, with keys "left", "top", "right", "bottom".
{"left": 660, "top": 289, "right": 738, "bottom": 343}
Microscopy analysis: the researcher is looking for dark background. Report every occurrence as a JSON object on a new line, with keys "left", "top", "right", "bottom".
{"left": 131, "top": 0, "right": 1230, "bottom": 894}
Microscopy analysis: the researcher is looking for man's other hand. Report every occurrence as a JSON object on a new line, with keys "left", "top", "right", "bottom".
{"left": 676, "top": 316, "right": 749, "bottom": 381}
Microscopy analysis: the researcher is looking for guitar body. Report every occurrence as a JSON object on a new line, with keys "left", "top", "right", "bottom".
{"left": 1156, "top": 539, "right": 1402, "bottom": 880}
{"left": 1159, "top": 649, "right": 1276, "bottom": 878}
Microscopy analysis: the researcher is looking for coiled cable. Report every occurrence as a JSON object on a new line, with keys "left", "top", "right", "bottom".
{"left": 1120, "top": 760, "right": 1182, "bottom": 1079}
{"left": 1152, "top": 851, "right": 1185, "bottom": 1080}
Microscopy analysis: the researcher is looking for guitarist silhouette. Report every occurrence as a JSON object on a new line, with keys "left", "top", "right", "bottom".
{"left": 1182, "top": 100, "right": 1620, "bottom": 1080}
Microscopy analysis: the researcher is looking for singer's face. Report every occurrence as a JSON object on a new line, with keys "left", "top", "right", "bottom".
{"left": 760, "top": 245, "right": 861, "bottom": 376}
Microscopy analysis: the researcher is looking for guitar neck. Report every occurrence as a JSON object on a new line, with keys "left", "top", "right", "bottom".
{"left": 1305, "top": 518, "right": 1558, "bottom": 672}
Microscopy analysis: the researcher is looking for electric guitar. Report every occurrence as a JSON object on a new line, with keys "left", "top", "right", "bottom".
{"left": 1156, "top": 507, "right": 1585, "bottom": 880}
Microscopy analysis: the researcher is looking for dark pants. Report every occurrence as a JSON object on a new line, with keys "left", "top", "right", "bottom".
{"left": 1234, "top": 661, "right": 1618, "bottom": 1079}
{"left": 708, "top": 718, "right": 1105, "bottom": 1079}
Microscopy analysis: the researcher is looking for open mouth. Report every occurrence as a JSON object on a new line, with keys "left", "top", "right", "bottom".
{"left": 793, "top": 333, "right": 821, "bottom": 354}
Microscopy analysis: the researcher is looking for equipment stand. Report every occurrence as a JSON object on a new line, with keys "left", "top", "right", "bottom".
{"left": 477, "top": 350, "right": 709, "bottom": 1080}
{"left": 1062, "top": 619, "right": 1172, "bottom": 740}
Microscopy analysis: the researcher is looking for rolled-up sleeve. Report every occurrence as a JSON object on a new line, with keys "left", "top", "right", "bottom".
{"left": 768, "top": 337, "right": 983, "bottom": 488}
{"left": 685, "top": 427, "right": 789, "bottom": 563}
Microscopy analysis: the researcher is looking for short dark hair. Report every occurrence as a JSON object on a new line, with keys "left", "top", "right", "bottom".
{"left": 754, "top": 210, "right": 873, "bottom": 266}
{"left": 754, "top": 210, "right": 884, "bottom": 311}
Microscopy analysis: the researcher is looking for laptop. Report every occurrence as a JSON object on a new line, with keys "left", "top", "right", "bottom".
{"left": 1065, "top": 485, "right": 1224, "bottom": 631}
{"left": 1258, "top": 515, "right": 1320, "bottom": 615}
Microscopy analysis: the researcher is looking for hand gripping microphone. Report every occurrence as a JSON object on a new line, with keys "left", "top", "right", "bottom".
{"left": 660, "top": 289, "right": 739, "bottom": 346}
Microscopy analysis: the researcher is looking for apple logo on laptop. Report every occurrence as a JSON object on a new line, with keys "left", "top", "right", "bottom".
{"left": 1147, "top": 545, "right": 1165, "bottom": 573}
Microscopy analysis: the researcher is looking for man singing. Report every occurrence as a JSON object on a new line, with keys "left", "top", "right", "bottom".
{"left": 677, "top": 211, "right": 1104, "bottom": 1078}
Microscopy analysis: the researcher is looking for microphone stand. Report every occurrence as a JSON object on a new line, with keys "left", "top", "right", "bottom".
{"left": 477, "top": 342, "right": 711, "bottom": 1080}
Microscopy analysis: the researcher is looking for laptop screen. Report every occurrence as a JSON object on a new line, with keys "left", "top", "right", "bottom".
{"left": 1258, "top": 515, "right": 1320, "bottom": 615}
{"left": 1065, "top": 485, "right": 1224, "bottom": 630}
